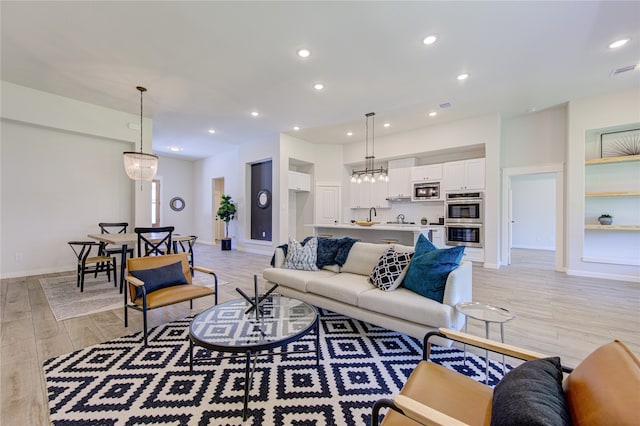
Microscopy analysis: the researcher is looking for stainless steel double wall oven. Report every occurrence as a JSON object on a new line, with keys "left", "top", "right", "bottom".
{"left": 445, "top": 191, "right": 483, "bottom": 248}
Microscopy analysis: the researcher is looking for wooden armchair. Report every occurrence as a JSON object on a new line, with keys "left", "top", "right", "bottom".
{"left": 372, "top": 329, "right": 639, "bottom": 426}
{"left": 124, "top": 253, "right": 218, "bottom": 345}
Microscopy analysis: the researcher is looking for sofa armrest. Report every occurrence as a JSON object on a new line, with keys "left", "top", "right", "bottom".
{"left": 442, "top": 261, "right": 472, "bottom": 308}
{"left": 394, "top": 395, "right": 470, "bottom": 426}
{"left": 273, "top": 247, "right": 286, "bottom": 268}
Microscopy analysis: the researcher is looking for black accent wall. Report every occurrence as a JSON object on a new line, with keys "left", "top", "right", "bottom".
{"left": 250, "top": 161, "right": 272, "bottom": 241}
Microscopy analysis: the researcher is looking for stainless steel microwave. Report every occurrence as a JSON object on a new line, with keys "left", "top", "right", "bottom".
{"left": 412, "top": 182, "right": 440, "bottom": 201}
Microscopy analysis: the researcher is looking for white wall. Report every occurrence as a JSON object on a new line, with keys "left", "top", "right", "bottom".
{"left": 567, "top": 87, "right": 640, "bottom": 282}
{"left": 156, "top": 156, "right": 195, "bottom": 235}
{"left": 511, "top": 173, "right": 556, "bottom": 250}
{"left": 0, "top": 82, "right": 147, "bottom": 278}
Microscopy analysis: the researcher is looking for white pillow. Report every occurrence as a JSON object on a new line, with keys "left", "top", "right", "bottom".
{"left": 285, "top": 237, "right": 318, "bottom": 271}
{"left": 368, "top": 246, "right": 413, "bottom": 291}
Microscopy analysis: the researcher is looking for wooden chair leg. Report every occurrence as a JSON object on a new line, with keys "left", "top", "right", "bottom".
{"left": 112, "top": 259, "right": 117, "bottom": 288}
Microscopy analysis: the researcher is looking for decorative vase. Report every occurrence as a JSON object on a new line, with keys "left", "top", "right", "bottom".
{"left": 421, "top": 219, "right": 428, "bottom": 225}
{"left": 598, "top": 217, "right": 612, "bottom": 225}
{"left": 221, "top": 238, "right": 232, "bottom": 250}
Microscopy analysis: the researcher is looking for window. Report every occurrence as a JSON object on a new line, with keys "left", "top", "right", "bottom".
{"left": 151, "top": 179, "right": 160, "bottom": 227}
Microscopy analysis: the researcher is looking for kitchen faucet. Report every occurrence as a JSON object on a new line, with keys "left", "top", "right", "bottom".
{"left": 396, "top": 213, "right": 406, "bottom": 224}
{"left": 368, "top": 207, "right": 377, "bottom": 222}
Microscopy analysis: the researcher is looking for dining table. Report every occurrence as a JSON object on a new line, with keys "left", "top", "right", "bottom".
{"left": 87, "top": 232, "right": 194, "bottom": 293}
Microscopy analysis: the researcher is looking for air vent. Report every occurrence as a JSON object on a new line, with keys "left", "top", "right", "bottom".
{"left": 439, "top": 102, "right": 452, "bottom": 109}
{"left": 611, "top": 64, "right": 638, "bottom": 77}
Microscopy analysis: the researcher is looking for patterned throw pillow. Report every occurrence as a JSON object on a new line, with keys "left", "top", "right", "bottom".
{"left": 368, "top": 246, "right": 414, "bottom": 291}
{"left": 284, "top": 237, "right": 318, "bottom": 270}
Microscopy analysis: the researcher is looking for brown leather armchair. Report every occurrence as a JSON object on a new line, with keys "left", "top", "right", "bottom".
{"left": 372, "top": 329, "right": 639, "bottom": 426}
{"left": 125, "top": 253, "right": 218, "bottom": 345}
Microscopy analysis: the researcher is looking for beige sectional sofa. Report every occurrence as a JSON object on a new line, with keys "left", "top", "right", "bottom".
{"left": 262, "top": 241, "right": 472, "bottom": 341}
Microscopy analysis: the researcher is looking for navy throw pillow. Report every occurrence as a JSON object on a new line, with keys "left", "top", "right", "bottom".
{"left": 491, "top": 357, "right": 571, "bottom": 426}
{"left": 130, "top": 261, "right": 188, "bottom": 299}
{"left": 401, "top": 245, "right": 464, "bottom": 303}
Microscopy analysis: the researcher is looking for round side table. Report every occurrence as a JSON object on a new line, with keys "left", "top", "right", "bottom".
{"left": 455, "top": 302, "right": 516, "bottom": 383}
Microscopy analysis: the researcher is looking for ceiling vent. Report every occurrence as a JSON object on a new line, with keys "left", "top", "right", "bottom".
{"left": 611, "top": 64, "right": 638, "bottom": 77}
{"left": 439, "top": 102, "right": 452, "bottom": 109}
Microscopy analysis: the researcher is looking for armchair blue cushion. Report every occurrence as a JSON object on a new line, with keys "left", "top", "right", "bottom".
{"left": 130, "top": 261, "right": 188, "bottom": 299}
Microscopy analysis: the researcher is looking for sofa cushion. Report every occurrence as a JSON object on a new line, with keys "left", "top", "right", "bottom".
{"left": 402, "top": 245, "right": 465, "bottom": 303}
{"left": 307, "top": 273, "right": 373, "bottom": 306}
{"left": 341, "top": 242, "right": 390, "bottom": 275}
{"left": 285, "top": 237, "right": 318, "bottom": 270}
{"left": 262, "top": 267, "right": 336, "bottom": 293}
{"left": 130, "top": 261, "right": 188, "bottom": 299}
{"left": 368, "top": 246, "right": 413, "bottom": 291}
{"left": 358, "top": 287, "right": 455, "bottom": 328}
{"left": 491, "top": 357, "right": 571, "bottom": 426}
{"left": 563, "top": 340, "right": 640, "bottom": 426}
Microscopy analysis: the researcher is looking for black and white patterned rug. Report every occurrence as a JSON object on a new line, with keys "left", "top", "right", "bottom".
{"left": 43, "top": 309, "right": 511, "bottom": 425}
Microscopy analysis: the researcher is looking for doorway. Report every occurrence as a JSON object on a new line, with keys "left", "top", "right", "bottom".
{"left": 501, "top": 164, "right": 564, "bottom": 271}
{"left": 212, "top": 177, "right": 225, "bottom": 244}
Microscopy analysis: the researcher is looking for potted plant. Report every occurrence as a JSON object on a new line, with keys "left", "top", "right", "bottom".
{"left": 597, "top": 214, "right": 613, "bottom": 225}
{"left": 420, "top": 217, "right": 428, "bottom": 225}
{"left": 216, "top": 194, "right": 237, "bottom": 250}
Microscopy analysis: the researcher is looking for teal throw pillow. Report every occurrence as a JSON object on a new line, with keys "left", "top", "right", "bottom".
{"left": 130, "top": 261, "right": 188, "bottom": 299}
{"left": 402, "top": 245, "right": 465, "bottom": 303}
{"left": 414, "top": 233, "right": 437, "bottom": 254}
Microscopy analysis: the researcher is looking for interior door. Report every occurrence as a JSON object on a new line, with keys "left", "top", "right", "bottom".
{"left": 315, "top": 185, "right": 340, "bottom": 224}
{"left": 213, "top": 178, "right": 225, "bottom": 242}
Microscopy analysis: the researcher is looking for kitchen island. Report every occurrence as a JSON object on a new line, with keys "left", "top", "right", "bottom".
{"left": 307, "top": 223, "right": 444, "bottom": 246}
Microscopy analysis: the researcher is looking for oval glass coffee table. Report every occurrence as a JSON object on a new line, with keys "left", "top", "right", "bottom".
{"left": 189, "top": 295, "right": 319, "bottom": 421}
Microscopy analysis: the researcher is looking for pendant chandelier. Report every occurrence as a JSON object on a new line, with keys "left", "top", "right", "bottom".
{"left": 123, "top": 86, "right": 158, "bottom": 182}
{"left": 350, "top": 112, "right": 388, "bottom": 184}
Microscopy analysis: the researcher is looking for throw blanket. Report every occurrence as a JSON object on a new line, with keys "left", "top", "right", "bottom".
{"left": 270, "top": 237, "right": 357, "bottom": 268}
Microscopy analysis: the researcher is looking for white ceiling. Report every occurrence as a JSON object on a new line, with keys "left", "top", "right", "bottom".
{"left": 2, "top": 1, "right": 639, "bottom": 160}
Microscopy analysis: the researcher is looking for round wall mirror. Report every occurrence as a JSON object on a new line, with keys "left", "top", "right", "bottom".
{"left": 169, "top": 197, "right": 185, "bottom": 212}
{"left": 257, "top": 189, "right": 271, "bottom": 209}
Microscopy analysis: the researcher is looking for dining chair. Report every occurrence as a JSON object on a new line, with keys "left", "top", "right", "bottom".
{"left": 135, "top": 226, "right": 174, "bottom": 257}
{"left": 68, "top": 241, "right": 117, "bottom": 292}
{"left": 174, "top": 235, "right": 198, "bottom": 276}
{"left": 98, "top": 222, "right": 135, "bottom": 259}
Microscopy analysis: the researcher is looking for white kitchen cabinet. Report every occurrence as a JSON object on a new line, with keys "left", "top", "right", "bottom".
{"left": 411, "top": 164, "right": 443, "bottom": 181}
{"left": 288, "top": 171, "right": 311, "bottom": 192}
{"left": 349, "top": 181, "right": 390, "bottom": 209}
{"left": 442, "top": 158, "right": 485, "bottom": 191}
{"left": 420, "top": 227, "right": 444, "bottom": 247}
{"left": 387, "top": 167, "right": 412, "bottom": 199}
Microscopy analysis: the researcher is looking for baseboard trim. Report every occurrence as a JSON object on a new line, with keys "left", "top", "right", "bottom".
{"left": 566, "top": 268, "right": 640, "bottom": 283}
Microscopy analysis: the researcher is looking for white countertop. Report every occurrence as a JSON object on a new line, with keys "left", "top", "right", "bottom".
{"left": 307, "top": 223, "right": 444, "bottom": 231}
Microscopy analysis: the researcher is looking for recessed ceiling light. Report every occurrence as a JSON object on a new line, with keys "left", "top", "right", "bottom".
{"left": 313, "top": 83, "right": 324, "bottom": 90}
{"left": 293, "top": 126, "right": 300, "bottom": 131}
{"left": 297, "top": 48, "right": 311, "bottom": 58}
{"left": 251, "top": 111, "right": 260, "bottom": 117}
{"left": 609, "top": 38, "right": 630, "bottom": 49}
{"left": 208, "top": 129, "right": 216, "bottom": 134}
{"left": 457, "top": 73, "right": 469, "bottom": 81}
{"left": 423, "top": 34, "right": 438, "bottom": 45}
{"left": 347, "top": 131, "right": 353, "bottom": 136}
{"left": 169, "top": 146, "right": 182, "bottom": 152}
{"left": 383, "top": 123, "right": 390, "bottom": 128}
{"left": 428, "top": 111, "right": 437, "bottom": 117}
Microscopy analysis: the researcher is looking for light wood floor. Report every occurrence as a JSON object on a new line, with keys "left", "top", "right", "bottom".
{"left": 1, "top": 247, "right": 639, "bottom": 425}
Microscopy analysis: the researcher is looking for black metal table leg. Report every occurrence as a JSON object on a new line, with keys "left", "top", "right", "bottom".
{"left": 243, "top": 351, "right": 251, "bottom": 421}
{"left": 189, "top": 340, "right": 193, "bottom": 373}
{"left": 119, "top": 244, "right": 128, "bottom": 293}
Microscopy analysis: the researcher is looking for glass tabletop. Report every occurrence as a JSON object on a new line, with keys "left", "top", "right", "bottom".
{"left": 455, "top": 302, "right": 516, "bottom": 323}
{"left": 189, "top": 295, "right": 318, "bottom": 353}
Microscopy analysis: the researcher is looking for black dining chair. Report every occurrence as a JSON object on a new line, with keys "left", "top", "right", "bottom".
{"left": 135, "top": 226, "right": 174, "bottom": 257}
{"left": 174, "top": 235, "right": 198, "bottom": 276}
{"left": 68, "top": 241, "right": 117, "bottom": 292}
{"left": 98, "top": 222, "right": 135, "bottom": 259}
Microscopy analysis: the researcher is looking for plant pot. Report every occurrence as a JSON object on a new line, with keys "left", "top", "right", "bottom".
{"left": 421, "top": 219, "right": 428, "bottom": 225}
{"left": 598, "top": 217, "right": 613, "bottom": 225}
{"left": 221, "top": 238, "right": 232, "bottom": 250}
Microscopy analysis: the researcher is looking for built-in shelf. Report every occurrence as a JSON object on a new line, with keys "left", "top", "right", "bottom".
{"left": 585, "top": 154, "right": 640, "bottom": 165}
{"left": 585, "top": 191, "right": 640, "bottom": 197}
{"left": 584, "top": 225, "right": 640, "bottom": 231}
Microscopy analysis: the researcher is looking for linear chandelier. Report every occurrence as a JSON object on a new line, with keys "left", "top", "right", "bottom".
{"left": 350, "top": 112, "right": 388, "bottom": 184}
{"left": 123, "top": 86, "right": 158, "bottom": 182}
